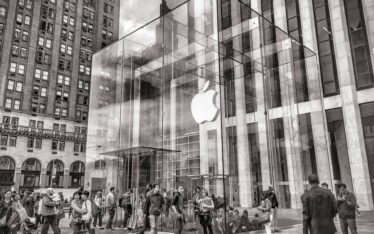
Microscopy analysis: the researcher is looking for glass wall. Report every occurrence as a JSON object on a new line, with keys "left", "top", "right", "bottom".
{"left": 86, "top": 0, "right": 329, "bottom": 231}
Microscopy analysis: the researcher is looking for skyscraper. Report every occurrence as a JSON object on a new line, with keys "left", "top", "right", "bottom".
{"left": 0, "top": 0, "right": 119, "bottom": 195}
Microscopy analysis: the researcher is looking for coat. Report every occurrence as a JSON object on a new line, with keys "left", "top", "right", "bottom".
{"left": 24, "top": 196, "right": 34, "bottom": 217}
{"left": 337, "top": 191, "right": 357, "bottom": 219}
{"left": 41, "top": 195, "right": 57, "bottom": 217}
{"left": 305, "top": 185, "right": 338, "bottom": 234}
{"left": 144, "top": 192, "right": 164, "bottom": 216}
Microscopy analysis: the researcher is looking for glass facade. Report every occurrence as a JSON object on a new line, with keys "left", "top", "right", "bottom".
{"left": 86, "top": 0, "right": 330, "bottom": 231}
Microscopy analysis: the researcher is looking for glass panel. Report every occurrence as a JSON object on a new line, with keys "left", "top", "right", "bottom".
{"left": 86, "top": 0, "right": 330, "bottom": 231}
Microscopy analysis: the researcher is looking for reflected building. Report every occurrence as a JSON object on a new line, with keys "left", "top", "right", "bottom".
{"left": 86, "top": 0, "right": 374, "bottom": 213}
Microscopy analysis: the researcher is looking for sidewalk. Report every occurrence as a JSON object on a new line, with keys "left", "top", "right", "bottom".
{"left": 43, "top": 210, "right": 374, "bottom": 233}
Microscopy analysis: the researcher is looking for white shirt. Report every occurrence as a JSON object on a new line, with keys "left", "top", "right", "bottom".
{"left": 82, "top": 199, "right": 92, "bottom": 221}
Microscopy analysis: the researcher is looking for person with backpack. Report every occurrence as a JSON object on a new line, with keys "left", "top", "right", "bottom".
{"left": 144, "top": 184, "right": 164, "bottom": 234}
{"left": 121, "top": 191, "right": 132, "bottom": 229}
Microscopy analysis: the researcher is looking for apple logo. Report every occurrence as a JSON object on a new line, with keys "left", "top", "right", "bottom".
{"left": 191, "top": 81, "right": 220, "bottom": 124}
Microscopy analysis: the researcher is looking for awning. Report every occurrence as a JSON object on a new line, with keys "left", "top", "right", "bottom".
{"left": 99, "top": 146, "right": 179, "bottom": 157}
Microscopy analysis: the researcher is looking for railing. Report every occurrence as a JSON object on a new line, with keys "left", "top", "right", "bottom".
{"left": 0, "top": 124, "right": 87, "bottom": 142}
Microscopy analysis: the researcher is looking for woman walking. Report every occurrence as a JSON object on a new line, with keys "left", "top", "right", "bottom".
{"left": 0, "top": 191, "right": 14, "bottom": 234}
{"left": 70, "top": 192, "right": 88, "bottom": 234}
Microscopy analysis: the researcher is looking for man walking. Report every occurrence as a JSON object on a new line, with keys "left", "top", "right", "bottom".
{"left": 105, "top": 186, "right": 116, "bottom": 230}
{"left": 172, "top": 185, "right": 185, "bottom": 234}
{"left": 82, "top": 190, "right": 92, "bottom": 231}
{"left": 145, "top": 184, "right": 164, "bottom": 234}
{"left": 301, "top": 189, "right": 311, "bottom": 234}
{"left": 305, "top": 174, "right": 338, "bottom": 234}
{"left": 40, "top": 188, "right": 60, "bottom": 234}
{"left": 337, "top": 183, "right": 357, "bottom": 234}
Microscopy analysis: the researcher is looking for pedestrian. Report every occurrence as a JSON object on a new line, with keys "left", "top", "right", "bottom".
{"left": 105, "top": 187, "right": 116, "bottom": 230}
{"left": 266, "top": 185, "right": 279, "bottom": 232}
{"left": 144, "top": 184, "right": 164, "bottom": 234}
{"left": 258, "top": 191, "right": 272, "bottom": 234}
{"left": 40, "top": 188, "right": 60, "bottom": 234}
{"left": 301, "top": 189, "right": 312, "bottom": 234}
{"left": 71, "top": 191, "right": 88, "bottom": 234}
{"left": 24, "top": 191, "right": 35, "bottom": 217}
{"left": 34, "top": 193, "right": 41, "bottom": 228}
{"left": 56, "top": 192, "right": 65, "bottom": 233}
{"left": 197, "top": 190, "right": 214, "bottom": 234}
{"left": 81, "top": 190, "right": 92, "bottom": 231}
{"left": 321, "top": 183, "right": 329, "bottom": 190}
{"left": 92, "top": 191, "right": 104, "bottom": 228}
{"left": 0, "top": 190, "right": 14, "bottom": 234}
{"left": 120, "top": 191, "right": 132, "bottom": 229}
{"left": 172, "top": 185, "right": 185, "bottom": 234}
{"left": 21, "top": 190, "right": 31, "bottom": 207}
{"left": 305, "top": 174, "right": 338, "bottom": 234}
{"left": 337, "top": 183, "right": 357, "bottom": 234}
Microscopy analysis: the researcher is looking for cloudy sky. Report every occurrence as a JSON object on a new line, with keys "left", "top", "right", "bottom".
{"left": 119, "top": 0, "right": 188, "bottom": 38}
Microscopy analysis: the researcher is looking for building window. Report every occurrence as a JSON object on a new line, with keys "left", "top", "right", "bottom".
{"left": 312, "top": 0, "right": 339, "bottom": 96}
{"left": 0, "top": 135, "right": 8, "bottom": 146}
{"left": 74, "top": 142, "right": 80, "bottom": 152}
{"left": 5, "top": 98, "right": 12, "bottom": 109}
{"left": 16, "top": 82, "right": 23, "bottom": 92}
{"left": 27, "top": 138, "right": 34, "bottom": 148}
{"left": 221, "top": 0, "right": 231, "bottom": 30}
{"left": 52, "top": 140, "right": 58, "bottom": 150}
{"left": 18, "top": 64, "right": 25, "bottom": 75}
{"left": 7, "top": 80, "right": 14, "bottom": 90}
{"left": 359, "top": 102, "right": 374, "bottom": 201}
{"left": 240, "top": 0, "right": 251, "bottom": 21}
{"left": 9, "top": 137, "right": 17, "bottom": 147}
{"left": 343, "top": 0, "right": 374, "bottom": 89}
{"left": 285, "top": 0, "right": 309, "bottom": 103}
{"left": 13, "top": 100, "right": 20, "bottom": 110}
{"left": 58, "top": 141, "right": 65, "bottom": 151}
{"left": 0, "top": 7, "right": 6, "bottom": 17}
{"left": 24, "top": 15, "right": 31, "bottom": 25}
{"left": 10, "top": 63, "right": 17, "bottom": 73}
{"left": 54, "top": 107, "right": 61, "bottom": 116}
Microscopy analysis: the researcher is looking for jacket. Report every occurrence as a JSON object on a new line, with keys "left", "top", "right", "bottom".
{"left": 305, "top": 185, "right": 338, "bottom": 234}
{"left": 82, "top": 199, "right": 92, "bottom": 222}
{"left": 41, "top": 195, "right": 57, "bottom": 217}
{"left": 105, "top": 192, "right": 116, "bottom": 209}
{"left": 337, "top": 191, "right": 357, "bottom": 219}
{"left": 0, "top": 199, "right": 13, "bottom": 222}
{"left": 301, "top": 191, "right": 309, "bottom": 220}
{"left": 24, "top": 196, "right": 35, "bottom": 217}
{"left": 145, "top": 192, "right": 164, "bottom": 216}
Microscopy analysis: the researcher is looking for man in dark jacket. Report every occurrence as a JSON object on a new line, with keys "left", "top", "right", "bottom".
{"left": 172, "top": 185, "right": 185, "bottom": 234}
{"left": 24, "top": 191, "right": 35, "bottom": 217}
{"left": 301, "top": 189, "right": 312, "bottom": 234}
{"left": 305, "top": 174, "right": 338, "bottom": 234}
{"left": 145, "top": 184, "right": 164, "bottom": 234}
{"left": 337, "top": 183, "right": 357, "bottom": 234}
{"left": 40, "top": 188, "right": 59, "bottom": 234}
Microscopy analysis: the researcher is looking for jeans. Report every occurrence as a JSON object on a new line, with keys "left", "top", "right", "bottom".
{"left": 303, "top": 219, "right": 312, "bottom": 234}
{"left": 175, "top": 214, "right": 184, "bottom": 234}
{"left": 271, "top": 207, "right": 278, "bottom": 229}
{"left": 123, "top": 206, "right": 132, "bottom": 228}
{"left": 93, "top": 210, "right": 102, "bottom": 227}
{"left": 149, "top": 214, "right": 160, "bottom": 234}
{"left": 106, "top": 209, "right": 115, "bottom": 229}
{"left": 40, "top": 215, "right": 60, "bottom": 234}
{"left": 72, "top": 222, "right": 86, "bottom": 234}
{"left": 199, "top": 212, "right": 213, "bottom": 234}
{"left": 340, "top": 218, "right": 357, "bottom": 234}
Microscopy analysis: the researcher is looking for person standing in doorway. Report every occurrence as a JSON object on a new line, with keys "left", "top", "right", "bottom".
{"left": 337, "top": 183, "right": 357, "bottom": 234}
{"left": 172, "top": 186, "right": 185, "bottom": 234}
{"left": 306, "top": 174, "right": 338, "bottom": 234}
{"left": 105, "top": 187, "right": 116, "bottom": 230}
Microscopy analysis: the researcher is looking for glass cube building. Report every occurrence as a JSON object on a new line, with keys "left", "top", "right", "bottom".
{"left": 85, "top": 0, "right": 374, "bottom": 222}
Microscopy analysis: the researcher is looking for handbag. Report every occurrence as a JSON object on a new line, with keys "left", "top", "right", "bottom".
{"left": 258, "top": 210, "right": 270, "bottom": 223}
{"left": 91, "top": 202, "right": 98, "bottom": 217}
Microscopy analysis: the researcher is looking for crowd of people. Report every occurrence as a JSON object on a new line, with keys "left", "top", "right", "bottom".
{"left": 0, "top": 176, "right": 361, "bottom": 234}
